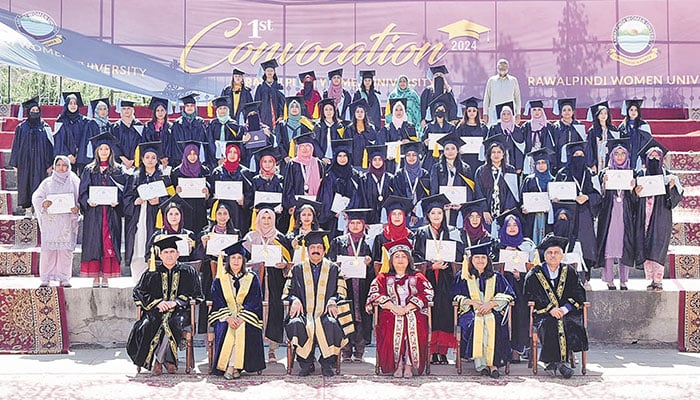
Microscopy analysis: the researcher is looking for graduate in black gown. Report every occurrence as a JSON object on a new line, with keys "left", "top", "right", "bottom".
{"left": 357, "top": 145, "right": 393, "bottom": 224}
{"left": 633, "top": 139, "right": 684, "bottom": 291}
{"left": 287, "top": 198, "right": 322, "bottom": 260}
{"left": 520, "top": 148, "right": 556, "bottom": 246}
{"left": 239, "top": 101, "right": 275, "bottom": 169}
{"left": 206, "top": 96, "right": 242, "bottom": 169}
{"left": 412, "top": 194, "right": 464, "bottom": 364}
{"left": 524, "top": 235, "right": 588, "bottom": 379}
{"left": 521, "top": 100, "right": 557, "bottom": 175}
{"left": 455, "top": 97, "right": 489, "bottom": 174}
{"left": 323, "top": 68, "right": 353, "bottom": 121}
{"left": 171, "top": 141, "right": 211, "bottom": 234}
{"left": 459, "top": 199, "right": 495, "bottom": 252}
{"left": 345, "top": 99, "right": 378, "bottom": 168}
{"left": 249, "top": 146, "right": 286, "bottom": 232}
{"left": 145, "top": 195, "right": 198, "bottom": 265}
{"left": 328, "top": 208, "right": 375, "bottom": 362}
{"left": 10, "top": 97, "right": 54, "bottom": 211}
{"left": 296, "top": 70, "right": 322, "bottom": 118}
{"left": 421, "top": 93, "right": 456, "bottom": 172}
{"left": 207, "top": 141, "right": 254, "bottom": 235}
{"left": 429, "top": 132, "right": 475, "bottom": 226}
{"left": 618, "top": 99, "right": 652, "bottom": 170}
{"left": 487, "top": 101, "right": 526, "bottom": 173}
{"left": 83, "top": 98, "right": 112, "bottom": 169}
{"left": 370, "top": 196, "right": 415, "bottom": 263}
{"left": 171, "top": 94, "right": 208, "bottom": 168}
{"left": 253, "top": 59, "right": 285, "bottom": 129}
{"left": 123, "top": 142, "right": 173, "bottom": 281}
{"left": 420, "top": 65, "right": 458, "bottom": 127}
{"left": 391, "top": 141, "right": 430, "bottom": 230}
{"left": 53, "top": 92, "right": 90, "bottom": 175}
{"left": 111, "top": 99, "right": 144, "bottom": 172}
{"left": 552, "top": 98, "right": 586, "bottom": 171}
{"left": 281, "top": 132, "right": 324, "bottom": 230}
{"left": 127, "top": 236, "right": 204, "bottom": 374}
{"left": 352, "top": 70, "right": 382, "bottom": 128}
{"left": 316, "top": 139, "right": 362, "bottom": 235}
{"left": 313, "top": 98, "right": 347, "bottom": 162}
{"left": 143, "top": 97, "right": 174, "bottom": 170}
{"left": 208, "top": 240, "right": 266, "bottom": 379}
{"left": 284, "top": 230, "right": 348, "bottom": 377}
{"left": 553, "top": 141, "right": 603, "bottom": 284}
{"left": 377, "top": 98, "right": 419, "bottom": 174}
{"left": 275, "top": 96, "right": 315, "bottom": 161}
{"left": 220, "top": 68, "right": 254, "bottom": 123}
{"left": 474, "top": 136, "right": 520, "bottom": 235}
{"left": 586, "top": 101, "right": 620, "bottom": 173}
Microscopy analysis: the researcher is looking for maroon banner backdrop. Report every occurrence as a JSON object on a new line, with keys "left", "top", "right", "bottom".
{"left": 3, "top": 0, "right": 700, "bottom": 108}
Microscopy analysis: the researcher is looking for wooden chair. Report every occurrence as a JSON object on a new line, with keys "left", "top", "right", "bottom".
{"left": 528, "top": 300, "right": 590, "bottom": 375}
{"left": 136, "top": 299, "right": 198, "bottom": 374}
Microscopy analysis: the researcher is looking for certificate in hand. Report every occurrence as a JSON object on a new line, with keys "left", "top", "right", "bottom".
{"left": 178, "top": 178, "right": 207, "bottom": 198}
{"left": 337, "top": 255, "right": 367, "bottom": 279}
{"left": 251, "top": 244, "right": 282, "bottom": 267}
{"left": 46, "top": 193, "right": 75, "bottom": 214}
{"left": 522, "top": 192, "right": 550, "bottom": 213}
{"left": 331, "top": 193, "right": 351, "bottom": 214}
{"left": 440, "top": 185, "right": 467, "bottom": 205}
{"left": 137, "top": 180, "right": 168, "bottom": 201}
{"left": 254, "top": 191, "right": 282, "bottom": 206}
{"left": 637, "top": 175, "right": 666, "bottom": 197}
{"left": 215, "top": 181, "right": 243, "bottom": 201}
{"left": 605, "top": 169, "right": 634, "bottom": 190}
{"left": 499, "top": 249, "right": 529, "bottom": 272}
{"left": 460, "top": 136, "right": 483, "bottom": 154}
{"left": 385, "top": 141, "right": 401, "bottom": 159}
{"left": 428, "top": 133, "right": 447, "bottom": 150}
{"left": 425, "top": 239, "right": 456, "bottom": 263}
{"left": 89, "top": 186, "right": 118, "bottom": 205}
{"left": 548, "top": 182, "right": 577, "bottom": 201}
{"left": 205, "top": 233, "right": 239, "bottom": 256}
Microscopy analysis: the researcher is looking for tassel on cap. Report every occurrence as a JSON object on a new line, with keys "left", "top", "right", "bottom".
{"left": 323, "top": 235, "right": 330, "bottom": 253}
{"left": 207, "top": 101, "right": 214, "bottom": 118}
{"left": 210, "top": 199, "right": 220, "bottom": 221}
{"left": 287, "top": 212, "right": 296, "bottom": 234}
{"left": 312, "top": 103, "right": 319, "bottom": 120}
{"left": 338, "top": 126, "right": 345, "bottom": 138}
{"left": 385, "top": 101, "right": 391, "bottom": 118}
{"left": 217, "top": 251, "right": 225, "bottom": 280}
{"left": 361, "top": 148, "right": 368, "bottom": 169}
{"left": 283, "top": 103, "right": 288, "bottom": 120}
{"left": 134, "top": 145, "right": 141, "bottom": 168}
{"left": 288, "top": 139, "right": 296, "bottom": 158}
{"left": 301, "top": 238, "right": 307, "bottom": 262}
{"left": 250, "top": 207, "right": 258, "bottom": 231}
{"left": 460, "top": 256, "right": 469, "bottom": 280}
{"left": 395, "top": 142, "right": 401, "bottom": 167}
{"left": 166, "top": 185, "right": 176, "bottom": 197}
{"left": 155, "top": 210, "right": 164, "bottom": 229}
{"left": 149, "top": 246, "right": 157, "bottom": 272}
{"left": 380, "top": 247, "right": 390, "bottom": 274}
{"left": 432, "top": 142, "right": 440, "bottom": 158}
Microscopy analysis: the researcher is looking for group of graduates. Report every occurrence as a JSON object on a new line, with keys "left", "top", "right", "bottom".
{"left": 12, "top": 59, "right": 683, "bottom": 379}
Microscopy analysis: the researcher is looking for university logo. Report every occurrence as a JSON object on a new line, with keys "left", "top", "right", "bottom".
{"left": 15, "top": 10, "right": 63, "bottom": 46}
{"left": 609, "top": 15, "right": 657, "bottom": 66}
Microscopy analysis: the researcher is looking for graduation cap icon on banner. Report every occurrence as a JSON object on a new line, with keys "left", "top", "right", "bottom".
{"left": 438, "top": 19, "right": 491, "bottom": 41}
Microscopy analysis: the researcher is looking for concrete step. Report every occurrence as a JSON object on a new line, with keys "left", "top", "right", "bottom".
{"left": 0, "top": 215, "right": 39, "bottom": 246}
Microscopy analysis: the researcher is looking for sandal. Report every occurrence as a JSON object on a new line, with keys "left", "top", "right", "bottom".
{"left": 430, "top": 353, "right": 440, "bottom": 365}
{"left": 438, "top": 354, "right": 448, "bottom": 365}
{"left": 607, "top": 284, "right": 617, "bottom": 290}
{"left": 92, "top": 281, "right": 100, "bottom": 288}
{"left": 60, "top": 281, "right": 72, "bottom": 288}
{"left": 653, "top": 283, "right": 663, "bottom": 292}
{"left": 101, "top": 281, "right": 110, "bottom": 288}
{"left": 267, "top": 351, "right": 277, "bottom": 363}
{"left": 152, "top": 362, "right": 163, "bottom": 376}
{"left": 620, "top": 285, "right": 628, "bottom": 291}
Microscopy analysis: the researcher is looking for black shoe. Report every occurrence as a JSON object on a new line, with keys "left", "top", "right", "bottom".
{"left": 544, "top": 362, "right": 558, "bottom": 372}
{"left": 321, "top": 366, "right": 335, "bottom": 377}
{"left": 438, "top": 354, "right": 448, "bottom": 365}
{"left": 607, "top": 284, "right": 617, "bottom": 290}
{"left": 620, "top": 285, "right": 628, "bottom": 291}
{"left": 431, "top": 353, "right": 440, "bottom": 365}
{"left": 490, "top": 369, "right": 500, "bottom": 379}
{"left": 480, "top": 368, "right": 491, "bottom": 376}
{"left": 559, "top": 363, "right": 574, "bottom": 379}
{"left": 299, "top": 368, "right": 312, "bottom": 377}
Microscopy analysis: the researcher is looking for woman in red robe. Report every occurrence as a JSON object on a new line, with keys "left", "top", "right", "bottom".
{"left": 366, "top": 238, "right": 434, "bottom": 378}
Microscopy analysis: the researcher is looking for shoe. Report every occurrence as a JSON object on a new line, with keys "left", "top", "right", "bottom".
{"left": 607, "top": 284, "right": 617, "bottom": 290}
{"left": 342, "top": 355, "right": 352, "bottom": 363}
{"left": 431, "top": 353, "right": 440, "bottom": 365}
{"left": 321, "top": 366, "right": 335, "bottom": 377}
{"left": 353, "top": 356, "right": 365, "bottom": 363}
{"left": 165, "top": 362, "right": 177, "bottom": 374}
{"left": 152, "top": 362, "right": 163, "bottom": 376}
{"left": 620, "top": 285, "right": 628, "bottom": 291}
{"left": 224, "top": 368, "right": 240, "bottom": 380}
{"left": 267, "top": 351, "right": 277, "bottom": 363}
{"left": 544, "top": 362, "right": 558, "bottom": 372}
{"left": 92, "top": 281, "right": 100, "bottom": 288}
{"left": 438, "top": 354, "right": 448, "bottom": 365}
{"left": 480, "top": 368, "right": 491, "bottom": 376}
{"left": 558, "top": 363, "right": 574, "bottom": 379}
{"left": 101, "top": 281, "right": 109, "bottom": 288}
{"left": 490, "top": 369, "right": 500, "bottom": 379}
{"left": 511, "top": 349, "right": 521, "bottom": 364}
{"left": 646, "top": 282, "right": 656, "bottom": 291}
{"left": 299, "top": 367, "right": 312, "bottom": 377}
{"left": 654, "top": 283, "right": 663, "bottom": 292}
{"left": 39, "top": 282, "right": 49, "bottom": 288}
{"left": 60, "top": 281, "right": 72, "bottom": 288}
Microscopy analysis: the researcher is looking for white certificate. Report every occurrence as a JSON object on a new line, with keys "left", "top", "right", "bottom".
{"left": 251, "top": 244, "right": 282, "bottom": 267}
{"left": 137, "top": 180, "right": 168, "bottom": 201}
{"left": 499, "top": 249, "right": 529, "bottom": 272}
{"left": 605, "top": 170, "right": 634, "bottom": 191}
{"left": 425, "top": 239, "right": 457, "bottom": 263}
{"left": 548, "top": 182, "right": 577, "bottom": 201}
{"left": 89, "top": 186, "right": 118, "bottom": 205}
{"left": 205, "top": 233, "right": 239, "bottom": 256}
{"left": 292, "top": 248, "right": 304, "bottom": 263}
{"left": 637, "top": 175, "right": 666, "bottom": 197}
{"left": 440, "top": 185, "right": 468, "bottom": 205}
{"left": 254, "top": 191, "right": 282, "bottom": 206}
{"left": 428, "top": 133, "right": 448, "bottom": 150}
{"left": 366, "top": 224, "right": 384, "bottom": 247}
{"left": 162, "top": 234, "right": 191, "bottom": 256}
{"left": 295, "top": 195, "right": 316, "bottom": 203}
{"left": 337, "top": 255, "right": 367, "bottom": 279}
{"left": 46, "top": 193, "right": 75, "bottom": 214}
{"left": 331, "top": 193, "right": 351, "bottom": 214}
{"left": 522, "top": 192, "right": 551, "bottom": 213}
{"left": 178, "top": 177, "right": 206, "bottom": 198}
{"left": 385, "top": 141, "right": 401, "bottom": 159}
{"left": 460, "top": 136, "right": 483, "bottom": 154}
{"left": 215, "top": 181, "right": 243, "bottom": 201}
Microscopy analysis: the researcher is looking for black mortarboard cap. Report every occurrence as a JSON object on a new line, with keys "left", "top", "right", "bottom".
{"left": 286, "top": 95, "right": 304, "bottom": 108}
{"left": 212, "top": 96, "right": 230, "bottom": 109}
{"left": 429, "top": 65, "right": 449, "bottom": 75}
{"left": 148, "top": 96, "right": 169, "bottom": 110}
{"left": 606, "top": 138, "right": 631, "bottom": 153}
{"left": 327, "top": 68, "right": 343, "bottom": 79}
{"left": 436, "top": 132, "right": 463, "bottom": 149}
{"left": 401, "top": 140, "right": 422, "bottom": 156}
{"left": 465, "top": 241, "right": 492, "bottom": 256}
{"left": 554, "top": 98, "right": 576, "bottom": 115}
{"left": 389, "top": 98, "right": 408, "bottom": 111}
{"left": 298, "top": 71, "right": 316, "bottom": 82}
{"left": 495, "top": 101, "right": 515, "bottom": 117}
{"left": 260, "top": 59, "right": 279, "bottom": 70}
{"left": 495, "top": 207, "right": 521, "bottom": 227}
{"left": 253, "top": 145, "right": 282, "bottom": 163}
{"left": 382, "top": 195, "right": 414, "bottom": 213}
{"left": 460, "top": 198, "right": 487, "bottom": 214}
{"left": 159, "top": 194, "right": 195, "bottom": 214}
{"left": 119, "top": 99, "right": 135, "bottom": 108}
{"left": 331, "top": 139, "right": 353, "bottom": 156}
{"left": 62, "top": 92, "right": 84, "bottom": 107}
{"left": 565, "top": 140, "right": 587, "bottom": 157}
{"left": 222, "top": 239, "right": 250, "bottom": 259}
{"left": 537, "top": 234, "right": 569, "bottom": 251}
{"left": 138, "top": 141, "right": 162, "bottom": 159}
{"left": 88, "top": 132, "right": 117, "bottom": 148}
{"left": 153, "top": 235, "right": 182, "bottom": 251}
{"left": 231, "top": 68, "right": 246, "bottom": 76}
{"left": 527, "top": 147, "right": 555, "bottom": 162}
{"left": 293, "top": 131, "right": 316, "bottom": 145}
{"left": 344, "top": 208, "right": 372, "bottom": 221}
{"left": 428, "top": 93, "right": 450, "bottom": 112}
{"left": 587, "top": 100, "right": 610, "bottom": 122}
{"left": 22, "top": 96, "right": 40, "bottom": 110}
{"left": 638, "top": 138, "right": 668, "bottom": 159}
{"left": 179, "top": 93, "right": 198, "bottom": 105}
{"left": 303, "top": 230, "right": 330, "bottom": 247}
{"left": 296, "top": 197, "right": 322, "bottom": 214}
{"left": 242, "top": 101, "right": 261, "bottom": 115}
{"left": 482, "top": 133, "right": 506, "bottom": 150}
{"left": 420, "top": 193, "right": 450, "bottom": 216}
{"left": 366, "top": 144, "right": 387, "bottom": 159}
{"left": 349, "top": 98, "right": 369, "bottom": 113}
{"left": 622, "top": 99, "right": 643, "bottom": 116}
{"left": 90, "top": 98, "right": 110, "bottom": 111}
{"left": 460, "top": 97, "right": 481, "bottom": 109}
{"left": 359, "top": 70, "right": 375, "bottom": 79}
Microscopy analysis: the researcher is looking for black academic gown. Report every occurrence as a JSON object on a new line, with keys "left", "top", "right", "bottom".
{"left": 78, "top": 165, "right": 126, "bottom": 263}
{"left": 53, "top": 111, "right": 90, "bottom": 166}
{"left": 111, "top": 119, "right": 144, "bottom": 163}
{"left": 205, "top": 119, "right": 241, "bottom": 169}
{"left": 239, "top": 124, "right": 275, "bottom": 168}
{"left": 170, "top": 164, "right": 211, "bottom": 234}
{"left": 208, "top": 271, "right": 266, "bottom": 374}
{"left": 123, "top": 169, "right": 172, "bottom": 266}
{"left": 474, "top": 163, "right": 519, "bottom": 228}
{"left": 143, "top": 121, "right": 174, "bottom": 166}
{"left": 323, "top": 89, "right": 352, "bottom": 120}
{"left": 586, "top": 125, "right": 621, "bottom": 170}
{"left": 254, "top": 80, "right": 286, "bottom": 128}
{"left": 220, "top": 85, "right": 254, "bottom": 122}
{"left": 595, "top": 169, "right": 638, "bottom": 269}
{"left": 377, "top": 121, "right": 419, "bottom": 174}
{"left": 553, "top": 119, "right": 585, "bottom": 167}
{"left": 634, "top": 169, "right": 683, "bottom": 267}
{"left": 328, "top": 234, "right": 374, "bottom": 345}
{"left": 316, "top": 166, "right": 361, "bottom": 234}
{"left": 345, "top": 123, "right": 378, "bottom": 167}
{"left": 487, "top": 124, "right": 526, "bottom": 172}
{"left": 10, "top": 119, "right": 54, "bottom": 208}
{"left": 520, "top": 174, "right": 554, "bottom": 241}
{"left": 391, "top": 167, "right": 430, "bottom": 230}
{"left": 171, "top": 116, "right": 208, "bottom": 167}
{"left": 207, "top": 164, "right": 254, "bottom": 235}
{"left": 127, "top": 262, "right": 203, "bottom": 370}
{"left": 524, "top": 264, "right": 588, "bottom": 364}
{"left": 618, "top": 119, "right": 652, "bottom": 170}
{"left": 352, "top": 90, "right": 382, "bottom": 127}
{"left": 522, "top": 121, "right": 558, "bottom": 172}
{"left": 275, "top": 120, "right": 314, "bottom": 161}
{"left": 421, "top": 119, "right": 455, "bottom": 172}
{"left": 313, "top": 120, "right": 346, "bottom": 160}
{"left": 429, "top": 158, "right": 474, "bottom": 226}
{"left": 281, "top": 159, "right": 325, "bottom": 213}
{"left": 420, "top": 87, "right": 458, "bottom": 122}
{"left": 250, "top": 173, "right": 287, "bottom": 232}
{"left": 358, "top": 171, "right": 394, "bottom": 225}
{"left": 82, "top": 120, "right": 111, "bottom": 166}
{"left": 455, "top": 122, "right": 488, "bottom": 174}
